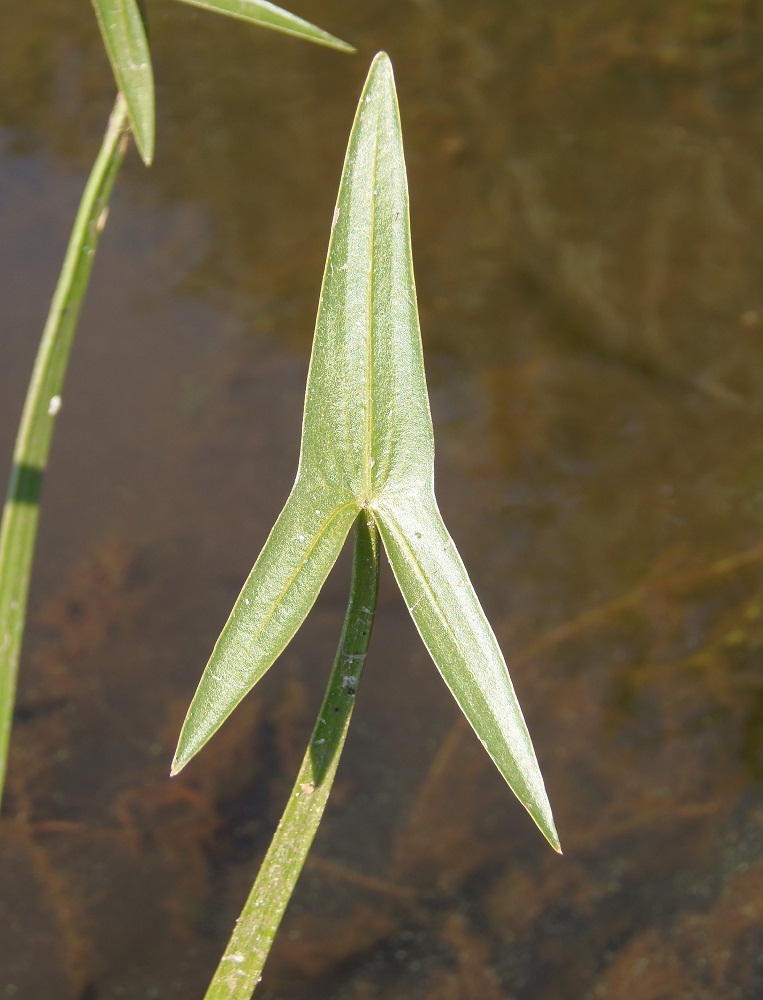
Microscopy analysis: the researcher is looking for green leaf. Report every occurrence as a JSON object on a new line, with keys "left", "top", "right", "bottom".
{"left": 173, "top": 53, "right": 558, "bottom": 851}
{"left": 171, "top": 0, "right": 355, "bottom": 52}
{"left": 0, "top": 96, "right": 130, "bottom": 806}
{"left": 91, "top": 0, "right": 155, "bottom": 165}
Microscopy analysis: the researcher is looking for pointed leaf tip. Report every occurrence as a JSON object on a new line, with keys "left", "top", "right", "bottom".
{"left": 366, "top": 51, "right": 395, "bottom": 90}
{"left": 91, "top": 0, "right": 155, "bottom": 165}
{"left": 171, "top": 0, "right": 355, "bottom": 53}
{"left": 371, "top": 50, "right": 392, "bottom": 70}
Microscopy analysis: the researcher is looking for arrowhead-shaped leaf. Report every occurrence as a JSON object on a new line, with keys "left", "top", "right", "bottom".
{"left": 173, "top": 53, "right": 558, "bottom": 851}
{"left": 91, "top": 0, "right": 155, "bottom": 165}
{"left": 172, "top": 0, "right": 355, "bottom": 52}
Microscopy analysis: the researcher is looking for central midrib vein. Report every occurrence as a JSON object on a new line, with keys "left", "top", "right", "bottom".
{"left": 363, "top": 120, "right": 380, "bottom": 501}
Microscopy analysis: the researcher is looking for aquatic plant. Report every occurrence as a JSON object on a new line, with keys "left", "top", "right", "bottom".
{"left": 0, "top": 0, "right": 351, "bottom": 806}
{"left": 173, "top": 52, "right": 558, "bottom": 999}
{"left": 1, "top": 13, "right": 557, "bottom": 998}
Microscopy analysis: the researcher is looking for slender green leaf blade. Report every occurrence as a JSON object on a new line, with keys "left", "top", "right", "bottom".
{"left": 376, "top": 495, "right": 560, "bottom": 851}
{"left": 172, "top": 488, "right": 356, "bottom": 772}
{"left": 0, "top": 96, "right": 129, "bottom": 805}
{"left": 172, "top": 0, "right": 354, "bottom": 52}
{"left": 91, "top": 0, "right": 155, "bottom": 164}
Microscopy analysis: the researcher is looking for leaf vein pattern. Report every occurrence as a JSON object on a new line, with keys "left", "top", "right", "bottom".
{"left": 364, "top": 125, "right": 380, "bottom": 499}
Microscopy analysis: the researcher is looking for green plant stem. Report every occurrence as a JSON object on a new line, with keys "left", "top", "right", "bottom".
{"left": 0, "top": 94, "right": 129, "bottom": 806}
{"left": 202, "top": 509, "right": 381, "bottom": 1000}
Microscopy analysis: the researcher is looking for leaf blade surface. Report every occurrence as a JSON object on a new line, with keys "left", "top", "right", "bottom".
{"left": 172, "top": 0, "right": 354, "bottom": 51}
{"left": 376, "top": 495, "right": 559, "bottom": 850}
{"left": 301, "top": 52, "right": 433, "bottom": 503}
{"left": 173, "top": 488, "right": 356, "bottom": 771}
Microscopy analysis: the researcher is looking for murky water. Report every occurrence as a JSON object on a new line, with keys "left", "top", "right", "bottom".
{"left": 3, "top": 1, "right": 763, "bottom": 997}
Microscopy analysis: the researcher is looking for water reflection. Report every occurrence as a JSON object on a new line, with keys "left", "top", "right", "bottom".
{"left": 2, "top": 1, "right": 763, "bottom": 997}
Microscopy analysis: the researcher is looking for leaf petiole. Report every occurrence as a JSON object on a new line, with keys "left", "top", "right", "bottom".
{"left": 202, "top": 510, "right": 380, "bottom": 1000}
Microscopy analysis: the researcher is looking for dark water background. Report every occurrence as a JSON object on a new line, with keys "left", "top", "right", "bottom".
{"left": 2, "top": 1, "right": 763, "bottom": 997}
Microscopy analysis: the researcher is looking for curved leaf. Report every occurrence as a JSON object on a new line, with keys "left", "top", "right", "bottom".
{"left": 0, "top": 96, "right": 130, "bottom": 806}
{"left": 172, "top": 0, "right": 354, "bottom": 52}
{"left": 91, "top": 0, "right": 155, "bottom": 165}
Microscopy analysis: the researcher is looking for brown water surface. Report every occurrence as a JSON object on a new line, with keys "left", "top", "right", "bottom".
{"left": 2, "top": 2, "right": 763, "bottom": 998}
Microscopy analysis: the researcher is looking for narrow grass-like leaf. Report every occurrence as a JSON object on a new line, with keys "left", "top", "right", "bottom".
{"left": 172, "top": 0, "right": 354, "bottom": 52}
{"left": 91, "top": 0, "right": 155, "bottom": 164}
{"left": 0, "top": 96, "right": 129, "bottom": 805}
{"left": 173, "top": 53, "right": 558, "bottom": 851}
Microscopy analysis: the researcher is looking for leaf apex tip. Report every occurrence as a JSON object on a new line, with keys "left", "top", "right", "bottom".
{"left": 131, "top": 130, "right": 153, "bottom": 167}
{"left": 371, "top": 51, "right": 393, "bottom": 76}
{"left": 169, "top": 757, "right": 184, "bottom": 777}
{"left": 526, "top": 797, "right": 560, "bottom": 854}
{"left": 546, "top": 824, "right": 562, "bottom": 855}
